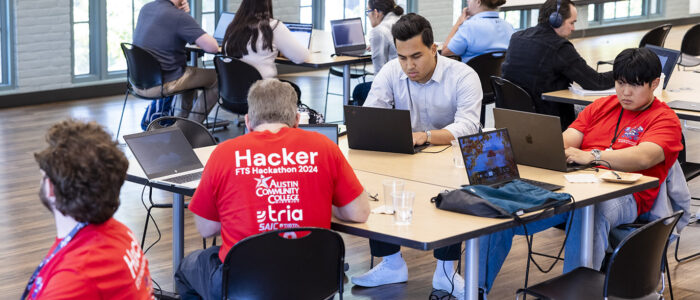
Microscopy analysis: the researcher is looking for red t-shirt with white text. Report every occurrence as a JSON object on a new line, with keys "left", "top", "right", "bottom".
{"left": 28, "top": 218, "right": 153, "bottom": 299}
{"left": 569, "top": 95, "right": 682, "bottom": 215}
{"left": 189, "top": 127, "right": 364, "bottom": 262}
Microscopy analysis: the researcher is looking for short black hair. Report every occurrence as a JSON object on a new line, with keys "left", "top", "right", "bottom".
{"left": 391, "top": 13, "right": 433, "bottom": 48}
{"left": 538, "top": 0, "right": 574, "bottom": 25}
{"left": 613, "top": 48, "right": 662, "bottom": 86}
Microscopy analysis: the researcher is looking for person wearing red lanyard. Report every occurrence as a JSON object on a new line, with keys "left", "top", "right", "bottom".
{"left": 476, "top": 47, "right": 682, "bottom": 298}
{"left": 23, "top": 120, "right": 154, "bottom": 299}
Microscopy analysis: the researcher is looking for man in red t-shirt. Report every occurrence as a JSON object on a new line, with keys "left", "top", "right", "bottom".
{"left": 174, "top": 78, "right": 370, "bottom": 299}
{"left": 24, "top": 120, "right": 154, "bottom": 299}
{"left": 477, "top": 47, "right": 682, "bottom": 296}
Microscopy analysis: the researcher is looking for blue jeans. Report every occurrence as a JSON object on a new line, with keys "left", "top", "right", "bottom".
{"left": 174, "top": 246, "right": 223, "bottom": 300}
{"left": 478, "top": 194, "right": 637, "bottom": 293}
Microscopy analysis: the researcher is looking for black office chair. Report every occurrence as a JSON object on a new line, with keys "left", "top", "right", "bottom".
{"left": 324, "top": 64, "right": 371, "bottom": 119}
{"left": 212, "top": 55, "right": 262, "bottom": 127}
{"left": 516, "top": 211, "right": 682, "bottom": 300}
{"left": 467, "top": 51, "right": 506, "bottom": 126}
{"left": 118, "top": 43, "right": 209, "bottom": 140}
{"left": 597, "top": 24, "right": 673, "bottom": 70}
{"left": 491, "top": 76, "right": 536, "bottom": 113}
{"left": 222, "top": 227, "right": 345, "bottom": 300}
{"left": 678, "top": 24, "right": 700, "bottom": 69}
{"left": 141, "top": 117, "right": 218, "bottom": 250}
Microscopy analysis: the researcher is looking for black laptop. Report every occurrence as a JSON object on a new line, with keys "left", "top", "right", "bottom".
{"left": 493, "top": 108, "right": 587, "bottom": 172}
{"left": 330, "top": 18, "right": 371, "bottom": 57}
{"left": 645, "top": 44, "right": 680, "bottom": 90}
{"left": 458, "top": 129, "right": 563, "bottom": 191}
{"left": 344, "top": 106, "right": 428, "bottom": 154}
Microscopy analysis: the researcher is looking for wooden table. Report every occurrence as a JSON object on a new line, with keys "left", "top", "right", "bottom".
{"left": 542, "top": 70, "right": 700, "bottom": 121}
{"left": 133, "top": 138, "right": 657, "bottom": 299}
{"left": 187, "top": 30, "right": 371, "bottom": 108}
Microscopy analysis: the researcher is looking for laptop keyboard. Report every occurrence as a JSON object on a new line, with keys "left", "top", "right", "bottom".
{"left": 163, "top": 172, "right": 202, "bottom": 184}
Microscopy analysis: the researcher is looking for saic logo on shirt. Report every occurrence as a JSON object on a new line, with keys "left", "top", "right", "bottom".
{"left": 255, "top": 205, "right": 303, "bottom": 231}
{"left": 253, "top": 175, "right": 300, "bottom": 204}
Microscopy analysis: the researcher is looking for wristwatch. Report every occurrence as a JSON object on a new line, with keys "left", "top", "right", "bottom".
{"left": 591, "top": 149, "right": 602, "bottom": 162}
{"left": 425, "top": 130, "right": 432, "bottom": 144}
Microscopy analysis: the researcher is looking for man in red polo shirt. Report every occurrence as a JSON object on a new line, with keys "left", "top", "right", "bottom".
{"left": 24, "top": 120, "right": 153, "bottom": 299}
{"left": 174, "top": 78, "right": 370, "bottom": 300}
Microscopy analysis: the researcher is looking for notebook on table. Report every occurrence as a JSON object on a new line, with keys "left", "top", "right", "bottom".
{"left": 330, "top": 18, "right": 371, "bottom": 57}
{"left": 458, "top": 129, "right": 563, "bottom": 191}
{"left": 124, "top": 127, "right": 204, "bottom": 189}
{"left": 344, "top": 105, "right": 428, "bottom": 154}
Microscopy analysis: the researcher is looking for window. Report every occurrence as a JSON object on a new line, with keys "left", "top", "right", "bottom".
{"left": 300, "top": 0, "right": 312, "bottom": 24}
{"left": 498, "top": 9, "right": 538, "bottom": 30}
{"left": 72, "top": 0, "right": 226, "bottom": 81}
{"left": 305, "top": 0, "right": 413, "bottom": 30}
{"left": 0, "top": 0, "right": 12, "bottom": 88}
{"left": 587, "top": 0, "right": 661, "bottom": 24}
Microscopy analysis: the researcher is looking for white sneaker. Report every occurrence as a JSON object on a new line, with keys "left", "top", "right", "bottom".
{"left": 433, "top": 269, "right": 465, "bottom": 300}
{"left": 351, "top": 258, "right": 408, "bottom": 287}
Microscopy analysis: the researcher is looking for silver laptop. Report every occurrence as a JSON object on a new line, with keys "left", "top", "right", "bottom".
{"left": 213, "top": 12, "right": 236, "bottom": 45}
{"left": 493, "top": 108, "right": 586, "bottom": 172}
{"left": 645, "top": 44, "right": 680, "bottom": 90}
{"left": 330, "top": 18, "right": 370, "bottom": 57}
{"left": 285, "top": 22, "right": 313, "bottom": 49}
{"left": 243, "top": 124, "right": 339, "bottom": 144}
{"left": 124, "top": 127, "right": 203, "bottom": 189}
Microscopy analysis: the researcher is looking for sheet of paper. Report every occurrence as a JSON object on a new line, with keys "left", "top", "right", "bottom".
{"left": 371, "top": 205, "right": 394, "bottom": 215}
{"left": 569, "top": 83, "right": 616, "bottom": 96}
{"left": 564, "top": 174, "right": 600, "bottom": 183}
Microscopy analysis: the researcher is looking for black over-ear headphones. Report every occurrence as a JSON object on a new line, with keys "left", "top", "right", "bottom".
{"left": 548, "top": 0, "right": 563, "bottom": 28}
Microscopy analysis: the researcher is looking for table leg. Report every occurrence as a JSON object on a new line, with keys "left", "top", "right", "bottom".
{"left": 342, "top": 64, "right": 351, "bottom": 106}
{"left": 464, "top": 238, "right": 479, "bottom": 300}
{"left": 579, "top": 205, "right": 595, "bottom": 268}
{"left": 172, "top": 193, "right": 185, "bottom": 276}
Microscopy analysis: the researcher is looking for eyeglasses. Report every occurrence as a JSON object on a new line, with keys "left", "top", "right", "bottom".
{"left": 365, "top": 9, "right": 374, "bottom": 15}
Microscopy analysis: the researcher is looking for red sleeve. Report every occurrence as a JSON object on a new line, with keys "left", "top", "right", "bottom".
{"left": 639, "top": 107, "right": 683, "bottom": 163}
{"left": 38, "top": 270, "right": 100, "bottom": 300}
{"left": 189, "top": 145, "right": 223, "bottom": 222}
{"left": 331, "top": 146, "right": 364, "bottom": 207}
{"left": 569, "top": 95, "right": 608, "bottom": 133}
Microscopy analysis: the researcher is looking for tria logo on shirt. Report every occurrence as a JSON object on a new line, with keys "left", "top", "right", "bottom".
{"left": 235, "top": 148, "right": 319, "bottom": 167}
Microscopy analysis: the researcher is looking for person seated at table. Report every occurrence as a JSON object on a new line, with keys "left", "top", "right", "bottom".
{"left": 133, "top": 0, "right": 219, "bottom": 123}
{"left": 441, "top": 0, "right": 514, "bottom": 63}
{"left": 501, "top": 0, "right": 613, "bottom": 129}
{"left": 222, "top": 0, "right": 309, "bottom": 101}
{"left": 174, "top": 78, "right": 370, "bottom": 299}
{"left": 351, "top": 0, "right": 404, "bottom": 105}
{"left": 352, "top": 13, "right": 482, "bottom": 298}
{"left": 24, "top": 119, "right": 153, "bottom": 299}
{"left": 478, "top": 47, "right": 682, "bottom": 298}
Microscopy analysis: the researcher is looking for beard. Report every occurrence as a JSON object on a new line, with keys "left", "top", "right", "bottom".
{"left": 39, "top": 179, "right": 54, "bottom": 214}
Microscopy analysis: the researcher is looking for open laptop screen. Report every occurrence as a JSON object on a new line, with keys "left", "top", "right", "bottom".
{"left": 644, "top": 44, "right": 680, "bottom": 90}
{"left": 124, "top": 127, "right": 203, "bottom": 179}
{"left": 285, "top": 22, "right": 312, "bottom": 49}
{"left": 213, "top": 12, "right": 236, "bottom": 41}
{"left": 458, "top": 129, "right": 519, "bottom": 186}
{"left": 300, "top": 124, "right": 338, "bottom": 144}
{"left": 330, "top": 18, "right": 365, "bottom": 48}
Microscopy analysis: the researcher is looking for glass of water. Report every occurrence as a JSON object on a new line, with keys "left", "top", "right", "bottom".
{"left": 392, "top": 191, "right": 415, "bottom": 225}
{"left": 382, "top": 179, "right": 405, "bottom": 213}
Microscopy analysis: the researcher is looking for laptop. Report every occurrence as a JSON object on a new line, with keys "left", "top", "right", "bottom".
{"left": 330, "top": 18, "right": 371, "bottom": 57}
{"left": 458, "top": 129, "right": 563, "bottom": 191}
{"left": 493, "top": 108, "right": 586, "bottom": 172}
{"left": 667, "top": 100, "right": 700, "bottom": 112}
{"left": 213, "top": 12, "right": 236, "bottom": 45}
{"left": 645, "top": 44, "right": 680, "bottom": 90}
{"left": 285, "top": 22, "right": 313, "bottom": 49}
{"left": 344, "top": 106, "right": 429, "bottom": 154}
{"left": 124, "top": 127, "right": 204, "bottom": 189}
{"left": 243, "top": 124, "right": 340, "bottom": 144}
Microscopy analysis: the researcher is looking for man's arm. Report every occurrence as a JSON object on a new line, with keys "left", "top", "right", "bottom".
{"left": 333, "top": 191, "right": 370, "bottom": 223}
{"left": 363, "top": 61, "right": 396, "bottom": 108}
{"left": 194, "top": 215, "right": 221, "bottom": 238}
{"left": 440, "top": 65, "right": 483, "bottom": 142}
{"left": 558, "top": 43, "right": 614, "bottom": 90}
{"left": 565, "top": 142, "right": 665, "bottom": 172}
{"left": 412, "top": 129, "right": 454, "bottom": 146}
{"left": 195, "top": 34, "right": 219, "bottom": 54}
{"left": 562, "top": 128, "right": 583, "bottom": 149}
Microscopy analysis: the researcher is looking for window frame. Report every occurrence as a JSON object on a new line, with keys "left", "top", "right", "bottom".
{"left": 311, "top": 0, "right": 416, "bottom": 30}
{"left": 587, "top": 0, "right": 663, "bottom": 25}
{"left": 0, "top": 0, "right": 15, "bottom": 90}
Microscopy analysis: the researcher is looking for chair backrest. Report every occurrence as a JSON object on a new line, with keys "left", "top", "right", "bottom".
{"left": 146, "top": 116, "right": 217, "bottom": 148}
{"left": 213, "top": 55, "right": 263, "bottom": 115}
{"left": 221, "top": 227, "right": 345, "bottom": 300}
{"left": 121, "top": 43, "right": 164, "bottom": 91}
{"left": 490, "top": 76, "right": 536, "bottom": 113}
{"left": 466, "top": 51, "right": 506, "bottom": 102}
{"left": 680, "top": 23, "right": 700, "bottom": 57}
{"left": 638, "top": 23, "right": 673, "bottom": 48}
{"left": 604, "top": 211, "right": 682, "bottom": 298}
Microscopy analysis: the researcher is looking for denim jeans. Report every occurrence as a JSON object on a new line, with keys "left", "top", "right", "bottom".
{"left": 174, "top": 246, "right": 223, "bottom": 300}
{"left": 478, "top": 194, "right": 637, "bottom": 293}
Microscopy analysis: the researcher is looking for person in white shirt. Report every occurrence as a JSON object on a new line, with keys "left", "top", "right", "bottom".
{"left": 352, "top": 13, "right": 482, "bottom": 300}
{"left": 352, "top": 0, "right": 404, "bottom": 105}
{"left": 222, "top": 0, "right": 309, "bottom": 101}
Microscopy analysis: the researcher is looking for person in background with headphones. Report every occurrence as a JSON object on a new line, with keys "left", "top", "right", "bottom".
{"left": 353, "top": 14, "right": 482, "bottom": 300}
{"left": 501, "top": 0, "right": 613, "bottom": 130}
{"left": 442, "top": 0, "right": 514, "bottom": 63}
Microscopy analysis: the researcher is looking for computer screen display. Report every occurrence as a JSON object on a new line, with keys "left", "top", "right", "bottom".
{"left": 458, "top": 129, "right": 519, "bottom": 186}
{"left": 244, "top": 125, "right": 339, "bottom": 144}
{"left": 331, "top": 18, "right": 365, "bottom": 48}
{"left": 125, "top": 128, "right": 203, "bottom": 179}
{"left": 213, "top": 12, "right": 236, "bottom": 41}
{"left": 285, "top": 22, "right": 312, "bottom": 48}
